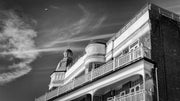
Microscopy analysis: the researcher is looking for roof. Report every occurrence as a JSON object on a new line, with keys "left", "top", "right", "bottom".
{"left": 107, "top": 3, "right": 180, "bottom": 45}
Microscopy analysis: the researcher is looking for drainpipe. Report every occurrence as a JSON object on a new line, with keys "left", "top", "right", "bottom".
{"left": 155, "top": 68, "right": 159, "bottom": 101}
{"left": 143, "top": 72, "right": 146, "bottom": 101}
{"left": 112, "top": 39, "right": 115, "bottom": 71}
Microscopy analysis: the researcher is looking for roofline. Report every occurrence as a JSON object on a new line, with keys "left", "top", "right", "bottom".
{"left": 106, "top": 3, "right": 180, "bottom": 45}
{"left": 106, "top": 3, "right": 151, "bottom": 45}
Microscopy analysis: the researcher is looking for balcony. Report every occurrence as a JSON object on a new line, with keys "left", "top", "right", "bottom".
{"left": 35, "top": 46, "right": 150, "bottom": 101}
{"left": 107, "top": 90, "right": 151, "bottom": 101}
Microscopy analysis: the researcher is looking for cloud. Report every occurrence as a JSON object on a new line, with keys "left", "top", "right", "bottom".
{"left": 0, "top": 34, "right": 113, "bottom": 56}
{"left": 46, "top": 33, "right": 114, "bottom": 45}
{"left": 166, "top": 4, "right": 180, "bottom": 14}
{"left": 49, "top": 5, "right": 61, "bottom": 10}
{"left": 167, "top": 5, "right": 180, "bottom": 9}
{"left": 41, "top": 4, "right": 107, "bottom": 48}
{"left": 152, "top": 0, "right": 180, "bottom": 14}
{"left": 0, "top": 46, "right": 83, "bottom": 55}
{"left": 0, "top": 4, "right": 110, "bottom": 85}
{"left": 0, "top": 63, "right": 31, "bottom": 85}
{"left": 0, "top": 10, "right": 38, "bottom": 85}
{"left": 92, "top": 16, "right": 106, "bottom": 29}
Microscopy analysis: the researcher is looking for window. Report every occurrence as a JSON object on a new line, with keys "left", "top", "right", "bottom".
{"left": 94, "top": 63, "right": 101, "bottom": 69}
{"left": 107, "top": 97, "right": 114, "bottom": 101}
{"left": 125, "top": 90, "right": 129, "bottom": 94}
{"left": 123, "top": 47, "right": 129, "bottom": 55}
{"left": 120, "top": 91, "right": 125, "bottom": 96}
{"left": 130, "top": 40, "right": 139, "bottom": 49}
{"left": 136, "top": 86, "right": 140, "bottom": 91}
{"left": 131, "top": 89, "right": 134, "bottom": 93}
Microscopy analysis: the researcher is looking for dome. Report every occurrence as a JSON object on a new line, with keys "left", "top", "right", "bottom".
{"left": 63, "top": 49, "right": 73, "bottom": 58}
{"left": 85, "top": 42, "right": 106, "bottom": 56}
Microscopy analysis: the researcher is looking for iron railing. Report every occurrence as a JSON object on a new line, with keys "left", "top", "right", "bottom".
{"left": 108, "top": 90, "right": 147, "bottom": 101}
{"left": 35, "top": 46, "right": 150, "bottom": 101}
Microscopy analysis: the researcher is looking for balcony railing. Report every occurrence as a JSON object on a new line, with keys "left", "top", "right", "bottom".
{"left": 74, "top": 74, "right": 86, "bottom": 87}
{"left": 35, "top": 46, "right": 150, "bottom": 101}
{"left": 46, "top": 89, "right": 58, "bottom": 100}
{"left": 92, "top": 61, "right": 113, "bottom": 79}
{"left": 107, "top": 90, "right": 148, "bottom": 101}
{"left": 115, "top": 46, "right": 150, "bottom": 69}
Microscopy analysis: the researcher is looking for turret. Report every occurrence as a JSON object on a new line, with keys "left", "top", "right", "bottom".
{"left": 84, "top": 41, "right": 106, "bottom": 74}
{"left": 56, "top": 49, "right": 73, "bottom": 71}
{"left": 49, "top": 49, "right": 73, "bottom": 90}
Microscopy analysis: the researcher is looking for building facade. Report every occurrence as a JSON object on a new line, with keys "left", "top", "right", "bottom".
{"left": 35, "top": 4, "right": 180, "bottom": 101}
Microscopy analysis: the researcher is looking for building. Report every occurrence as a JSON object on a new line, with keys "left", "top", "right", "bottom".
{"left": 35, "top": 3, "right": 180, "bottom": 101}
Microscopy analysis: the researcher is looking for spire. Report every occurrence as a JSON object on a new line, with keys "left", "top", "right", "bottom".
{"left": 56, "top": 49, "right": 73, "bottom": 71}
{"left": 49, "top": 49, "right": 73, "bottom": 90}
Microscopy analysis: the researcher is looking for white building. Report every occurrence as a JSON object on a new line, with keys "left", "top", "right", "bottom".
{"left": 36, "top": 3, "right": 180, "bottom": 101}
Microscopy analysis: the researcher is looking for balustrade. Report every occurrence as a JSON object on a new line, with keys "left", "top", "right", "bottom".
{"left": 86, "top": 72, "right": 92, "bottom": 82}
{"left": 36, "top": 46, "right": 150, "bottom": 101}
{"left": 46, "top": 89, "right": 58, "bottom": 100}
{"left": 115, "top": 46, "right": 150, "bottom": 70}
{"left": 114, "top": 90, "right": 145, "bottom": 101}
{"left": 74, "top": 75, "right": 86, "bottom": 87}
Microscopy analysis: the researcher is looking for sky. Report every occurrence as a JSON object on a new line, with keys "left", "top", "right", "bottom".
{"left": 0, "top": 0, "right": 180, "bottom": 101}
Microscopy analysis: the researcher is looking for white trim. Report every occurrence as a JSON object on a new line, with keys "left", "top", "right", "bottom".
{"left": 106, "top": 22, "right": 150, "bottom": 61}
{"left": 106, "top": 11, "right": 150, "bottom": 61}
{"left": 114, "top": 11, "right": 149, "bottom": 48}
{"left": 113, "top": 22, "right": 150, "bottom": 58}
{"left": 56, "top": 60, "right": 152, "bottom": 101}
{"left": 65, "top": 55, "right": 86, "bottom": 78}
{"left": 64, "top": 64, "right": 85, "bottom": 84}
{"left": 106, "top": 41, "right": 113, "bottom": 54}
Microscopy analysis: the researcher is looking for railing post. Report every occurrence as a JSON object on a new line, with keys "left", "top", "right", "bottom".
{"left": 91, "top": 70, "right": 93, "bottom": 81}
{"left": 72, "top": 78, "right": 75, "bottom": 89}
{"left": 141, "top": 46, "right": 144, "bottom": 58}
{"left": 114, "top": 96, "right": 116, "bottom": 101}
{"left": 113, "top": 58, "right": 116, "bottom": 71}
{"left": 85, "top": 73, "right": 87, "bottom": 82}
{"left": 112, "top": 39, "right": 115, "bottom": 71}
{"left": 56, "top": 87, "right": 59, "bottom": 96}
{"left": 131, "top": 50, "right": 133, "bottom": 61}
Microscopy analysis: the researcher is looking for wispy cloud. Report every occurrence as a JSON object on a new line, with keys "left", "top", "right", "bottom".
{"left": 92, "top": 16, "right": 106, "bottom": 29}
{"left": 0, "top": 63, "right": 31, "bottom": 85}
{"left": 0, "top": 10, "right": 38, "bottom": 85}
{"left": 166, "top": 4, "right": 180, "bottom": 14}
{"left": 0, "top": 4, "right": 109, "bottom": 85}
{"left": 0, "top": 47, "right": 83, "bottom": 55}
{"left": 49, "top": 5, "right": 61, "bottom": 10}
{"left": 167, "top": 4, "right": 180, "bottom": 9}
{"left": 0, "top": 33, "right": 113, "bottom": 56}
{"left": 47, "top": 33, "right": 114, "bottom": 45}
{"left": 41, "top": 4, "right": 107, "bottom": 48}
{"left": 152, "top": 0, "right": 180, "bottom": 14}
